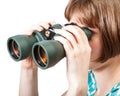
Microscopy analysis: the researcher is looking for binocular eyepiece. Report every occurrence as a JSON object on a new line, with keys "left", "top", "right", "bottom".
{"left": 7, "top": 23, "right": 92, "bottom": 69}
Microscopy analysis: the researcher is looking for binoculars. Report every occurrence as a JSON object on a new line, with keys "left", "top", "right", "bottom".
{"left": 7, "top": 23, "right": 92, "bottom": 69}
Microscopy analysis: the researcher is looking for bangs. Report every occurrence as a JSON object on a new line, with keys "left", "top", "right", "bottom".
{"left": 64, "top": 0, "right": 99, "bottom": 28}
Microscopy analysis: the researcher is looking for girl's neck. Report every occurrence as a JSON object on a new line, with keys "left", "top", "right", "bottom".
{"left": 92, "top": 55, "right": 120, "bottom": 95}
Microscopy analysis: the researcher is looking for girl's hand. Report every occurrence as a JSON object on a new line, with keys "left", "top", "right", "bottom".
{"left": 54, "top": 25, "right": 91, "bottom": 95}
{"left": 22, "top": 22, "right": 56, "bottom": 69}
{"left": 19, "top": 22, "right": 56, "bottom": 96}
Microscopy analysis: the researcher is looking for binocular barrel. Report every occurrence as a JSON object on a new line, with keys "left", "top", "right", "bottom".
{"left": 32, "top": 40, "right": 65, "bottom": 69}
{"left": 7, "top": 24, "right": 92, "bottom": 69}
{"left": 7, "top": 24, "right": 62, "bottom": 61}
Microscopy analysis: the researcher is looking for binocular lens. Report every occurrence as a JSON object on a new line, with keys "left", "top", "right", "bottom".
{"left": 8, "top": 40, "right": 20, "bottom": 59}
{"left": 34, "top": 45, "right": 47, "bottom": 67}
{"left": 38, "top": 46, "right": 47, "bottom": 64}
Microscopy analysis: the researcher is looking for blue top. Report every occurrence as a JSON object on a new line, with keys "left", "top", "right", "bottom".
{"left": 87, "top": 70, "right": 120, "bottom": 96}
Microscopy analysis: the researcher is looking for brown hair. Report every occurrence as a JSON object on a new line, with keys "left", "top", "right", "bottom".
{"left": 64, "top": 0, "right": 120, "bottom": 62}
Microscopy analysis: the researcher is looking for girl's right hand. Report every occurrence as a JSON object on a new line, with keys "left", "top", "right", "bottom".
{"left": 21, "top": 22, "right": 56, "bottom": 69}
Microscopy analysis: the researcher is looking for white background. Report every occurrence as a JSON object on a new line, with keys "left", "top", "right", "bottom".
{"left": 0, "top": 0, "right": 69, "bottom": 96}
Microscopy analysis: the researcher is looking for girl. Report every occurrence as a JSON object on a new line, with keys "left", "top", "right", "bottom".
{"left": 19, "top": 0, "right": 120, "bottom": 96}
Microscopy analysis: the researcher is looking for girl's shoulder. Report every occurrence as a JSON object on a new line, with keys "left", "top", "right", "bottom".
{"left": 87, "top": 70, "right": 120, "bottom": 96}
{"left": 106, "top": 82, "right": 120, "bottom": 96}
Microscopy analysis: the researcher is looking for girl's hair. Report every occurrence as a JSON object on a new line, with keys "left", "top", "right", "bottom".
{"left": 64, "top": 0, "right": 120, "bottom": 62}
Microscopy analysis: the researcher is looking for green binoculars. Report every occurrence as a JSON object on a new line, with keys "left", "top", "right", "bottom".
{"left": 7, "top": 23, "right": 92, "bottom": 69}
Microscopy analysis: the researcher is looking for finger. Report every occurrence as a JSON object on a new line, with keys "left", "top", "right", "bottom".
{"left": 38, "top": 21, "right": 56, "bottom": 30}
{"left": 32, "top": 25, "right": 45, "bottom": 31}
{"left": 54, "top": 36, "right": 73, "bottom": 57}
{"left": 29, "top": 22, "right": 56, "bottom": 35}
{"left": 48, "top": 21, "right": 56, "bottom": 26}
{"left": 38, "top": 22, "right": 51, "bottom": 30}
{"left": 54, "top": 29, "right": 78, "bottom": 48}
{"left": 63, "top": 25, "right": 89, "bottom": 45}
{"left": 27, "top": 25, "right": 44, "bottom": 35}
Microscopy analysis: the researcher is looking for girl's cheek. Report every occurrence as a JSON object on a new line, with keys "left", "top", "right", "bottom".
{"left": 89, "top": 36, "right": 103, "bottom": 60}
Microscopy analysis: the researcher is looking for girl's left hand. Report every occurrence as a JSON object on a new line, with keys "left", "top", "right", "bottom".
{"left": 54, "top": 25, "right": 91, "bottom": 95}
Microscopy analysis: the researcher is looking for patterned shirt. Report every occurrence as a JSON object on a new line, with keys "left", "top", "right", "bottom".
{"left": 87, "top": 70, "right": 120, "bottom": 96}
